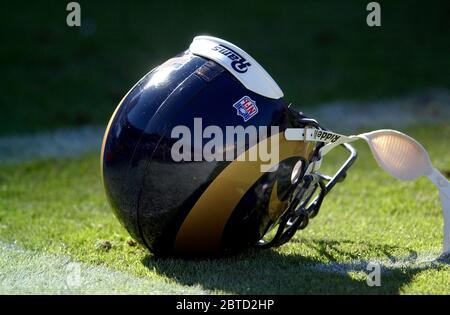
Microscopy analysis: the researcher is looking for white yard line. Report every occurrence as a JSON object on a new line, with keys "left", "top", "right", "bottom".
{"left": 0, "top": 242, "right": 208, "bottom": 295}
{"left": 308, "top": 252, "right": 449, "bottom": 275}
{"left": 303, "top": 88, "right": 450, "bottom": 132}
{"left": 0, "top": 126, "right": 104, "bottom": 165}
{"left": 0, "top": 90, "right": 448, "bottom": 165}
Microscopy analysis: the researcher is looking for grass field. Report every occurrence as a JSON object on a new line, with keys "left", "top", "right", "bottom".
{"left": 0, "top": 123, "right": 449, "bottom": 294}
{"left": 1, "top": 0, "right": 449, "bottom": 295}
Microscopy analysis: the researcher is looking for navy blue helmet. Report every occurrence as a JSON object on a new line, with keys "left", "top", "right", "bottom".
{"left": 101, "top": 36, "right": 356, "bottom": 257}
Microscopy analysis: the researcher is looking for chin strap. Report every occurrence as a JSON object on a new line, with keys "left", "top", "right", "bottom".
{"left": 439, "top": 191, "right": 450, "bottom": 255}
{"left": 429, "top": 168, "right": 450, "bottom": 255}
{"left": 285, "top": 128, "right": 361, "bottom": 172}
{"left": 285, "top": 127, "right": 450, "bottom": 256}
{"left": 285, "top": 128, "right": 360, "bottom": 153}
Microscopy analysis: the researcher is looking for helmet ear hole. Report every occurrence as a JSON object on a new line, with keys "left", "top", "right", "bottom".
{"left": 291, "top": 160, "right": 304, "bottom": 184}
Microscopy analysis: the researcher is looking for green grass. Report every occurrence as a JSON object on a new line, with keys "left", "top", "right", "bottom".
{"left": 2, "top": 0, "right": 450, "bottom": 135}
{"left": 0, "top": 123, "right": 449, "bottom": 294}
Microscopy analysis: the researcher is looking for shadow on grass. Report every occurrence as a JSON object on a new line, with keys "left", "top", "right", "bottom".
{"left": 142, "top": 239, "right": 447, "bottom": 294}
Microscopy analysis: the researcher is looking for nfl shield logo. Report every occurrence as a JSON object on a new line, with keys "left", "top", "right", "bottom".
{"left": 233, "top": 96, "right": 258, "bottom": 122}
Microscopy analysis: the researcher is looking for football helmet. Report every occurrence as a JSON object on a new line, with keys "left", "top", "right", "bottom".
{"left": 101, "top": 36, "right": 357, "bottom": 257}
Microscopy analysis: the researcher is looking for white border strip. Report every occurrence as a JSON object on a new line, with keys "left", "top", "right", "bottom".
{"left": 0, "top": 91, "right": 448, "bottom": 165}
{"left": 0, "top": 242, "right": 207, "bottom": 295}
{"left": 308, "top": 252, "right": 449, "bottom": 275}
{"left": 0, "top": 126, "right": 104, "bottom": 165}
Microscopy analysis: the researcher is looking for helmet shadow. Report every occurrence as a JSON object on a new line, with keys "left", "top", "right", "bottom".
{"left": 141, "top": 239, "right": 448, "bottom": 294}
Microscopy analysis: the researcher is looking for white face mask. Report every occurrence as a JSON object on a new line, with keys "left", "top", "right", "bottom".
{"left": 285, "top": 128, "right": 450, "bottom": 255}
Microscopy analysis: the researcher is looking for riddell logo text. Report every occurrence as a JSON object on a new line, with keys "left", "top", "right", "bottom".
{"left": 315, "top": 130, "right": 341, "bottom": 143}
{"left": 212, "top": 45, "right": 252, "bottom": 73}
{"left": 171, "top": 118, "right": 279, "bottom": 172}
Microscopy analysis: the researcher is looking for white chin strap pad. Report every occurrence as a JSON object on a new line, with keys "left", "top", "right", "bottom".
{"left": 361, "top": 130, "right": 433, "bottom": 181}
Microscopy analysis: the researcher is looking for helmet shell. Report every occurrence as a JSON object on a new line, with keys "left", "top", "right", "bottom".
{"left": 102, "top": 38, "right": 315, "bottom": 256}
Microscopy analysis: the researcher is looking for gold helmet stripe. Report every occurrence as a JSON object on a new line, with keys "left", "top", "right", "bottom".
{"left": 174, "top": 133, "right": 313, "bottom": 255}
